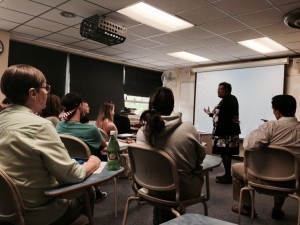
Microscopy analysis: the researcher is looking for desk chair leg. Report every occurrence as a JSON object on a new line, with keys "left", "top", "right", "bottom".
{"left": 289, "top": 194, "right": 300, "bottom": 225}
{"left": 250, "top": 190, "right": 255, "bottom": 219}
{"left": 204, "top": 173, "right": 210, "bottom": 201}
{"left": 170, "top": 208, "right": 181, "bottom": 217}
{"left": 238, "top": 186, "right": 253, "bottom": 225}
{"left": 202, "top": 200, "right": 208, "bottom": 216}
{"left": 114, "top": 177, "right": 118, "bottom": 217}
{"left": 84, "top": 191, "right": 94, "bottom": 225}
{"left": 122, "top": 196, "right": 140, "bottom": 225}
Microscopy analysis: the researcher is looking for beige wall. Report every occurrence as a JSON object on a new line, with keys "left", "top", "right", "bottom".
{"left": 0, "top": 31, "right": 10, "bottom": 101}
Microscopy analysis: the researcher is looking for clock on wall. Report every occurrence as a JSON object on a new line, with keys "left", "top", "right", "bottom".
{"left": 0, "top": 40, "right": 3, "bottom": 55}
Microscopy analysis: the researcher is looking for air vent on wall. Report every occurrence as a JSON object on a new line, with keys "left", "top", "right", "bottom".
{"left": 80, "top": 15, "right": 127, "bottom": 46}
{"left": 284, "top": 8, "right": 300, "bottom": 29}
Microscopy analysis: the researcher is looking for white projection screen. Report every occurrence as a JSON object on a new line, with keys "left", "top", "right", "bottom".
{"left": 194, "top": 65, "right": 284, "bottom": 138}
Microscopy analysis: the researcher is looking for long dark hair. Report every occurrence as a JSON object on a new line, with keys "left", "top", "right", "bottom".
{"left": 140, "top": 87, "right": 174, "bottom": 146}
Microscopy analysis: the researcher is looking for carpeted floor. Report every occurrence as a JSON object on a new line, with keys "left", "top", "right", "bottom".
{"left": 94, "top": 158, "right": 298, "bottom": 225}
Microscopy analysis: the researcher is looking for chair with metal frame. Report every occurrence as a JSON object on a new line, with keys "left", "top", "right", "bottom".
{"left": 122, "top": 143, "right": 208, "bottom": 225}
{"left": 0, "top": 168, "right": 89, "bottom": 225}
{"left": 238, "top": 144, "right": 300, "bottom": 225}
{"left": 59, "top": 134, "right": 91, "bottom": 159}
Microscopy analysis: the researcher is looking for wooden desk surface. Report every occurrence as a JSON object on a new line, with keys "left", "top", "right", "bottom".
{"left": 161, "top": 213, "right": 237, "bottom": 225}
{"left": 45, "top": 164, "right": 124, "bottom": 196}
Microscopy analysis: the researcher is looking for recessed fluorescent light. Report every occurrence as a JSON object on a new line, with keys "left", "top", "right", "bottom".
{"left": 168, "top": 51, "right": 210, "bottom": 62}
{"left": 117, "top": 2, "right": 194, "bottom": 32}
{"left": 238, "top": 37, "right": 288, "bottom": 53}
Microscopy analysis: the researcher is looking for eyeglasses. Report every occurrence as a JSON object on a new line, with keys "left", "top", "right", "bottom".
{"left": 38, "top": 84, "right": 51, "bottom": 93}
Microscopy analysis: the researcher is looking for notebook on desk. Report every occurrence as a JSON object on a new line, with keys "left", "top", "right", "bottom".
{"left": 93, "top": 162, "right": 107, "bottom": 174}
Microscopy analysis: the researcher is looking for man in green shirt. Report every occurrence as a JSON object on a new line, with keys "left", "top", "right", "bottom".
{"left": 0, "top": 64, "right": 100, "bottom": 225}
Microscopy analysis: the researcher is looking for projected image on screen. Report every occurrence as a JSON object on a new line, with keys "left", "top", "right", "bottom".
{"left": 194, "top": 65, "right": 284, "bottom": 138}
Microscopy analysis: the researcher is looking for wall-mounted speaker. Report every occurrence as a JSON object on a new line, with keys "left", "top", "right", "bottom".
{"left": 293, "top": 58, "right": 300, "bottom": 70}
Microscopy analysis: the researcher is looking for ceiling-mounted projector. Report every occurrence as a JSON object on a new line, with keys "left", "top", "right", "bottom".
{"left": 80, "top": 15, "right": 127, "bottom": 46}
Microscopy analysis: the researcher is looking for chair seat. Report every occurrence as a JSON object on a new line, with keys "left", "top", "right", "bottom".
{"left": 122, "top": 143, "right": 208, "bottom": 225}
{"left": 138, "top": 188, "right": 206, "bottom": 208}
{"left": 238, "top": 145, "right": 300, "bottom": 225}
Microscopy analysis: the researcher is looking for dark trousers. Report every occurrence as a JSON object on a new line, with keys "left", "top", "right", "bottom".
{"left": 153, "top": 207, "right": 176, "bottom": 225}
{"left": 51, "top": 186, "right": 95, "bottom": 225}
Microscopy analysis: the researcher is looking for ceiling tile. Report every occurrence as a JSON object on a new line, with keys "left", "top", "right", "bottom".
{"left": 13, "top": 25, "right": 51, "bottom": 37}
{"left": 148, "top": 34, "right": 184, "bottom": 45}
{"left": 29, "top": 0, "right": 67, "bottom": 7}
{"left": 58, "top": 27, "right": 85, "bottom": 40}
{"left": 268, "top": 0, "right": 300, "bottom": 6}
{"left": 93, "top": 47, "right": 124, "bottom": 55}
{"left": 0, "top": 20, "right": 20, "bottom": 30}
{"left": 128, "top": 24, "right": 165, "bottom": 38}
{"left": 194, "top": 36, "right": 234, "bottom": 47}
{"left": 200, "top": 18, "right": 249, "bottom": 34}
{"left": 211, "top": 43, "right": 262, "bottom": 57}
{"left": 144, "top": 0, "right": 207, "bottom": 14}
{"left": 58, "top": 0, "right": 110, "bottom": 18}
{"left": 222, "top": 29, "right": 263, "bottom": 42}
{"left": 1, "top": 0, "right": 300, "bottom": 71}
{"left": 40, "top": 9, "right": 84, "bottom": 26}
{"left": 0, "top": 7, "right": 33, "bottom": 23}
{"left": 130, "top": 39, "right": 162, "bottom": 48}
{"left": 69, "top": 40, "right": 106, "bottom": 50}
{"left": 236, "top": 8, "right": 283, "bottom": 27}
{"left": 178, "top": 4, "right": 228, "bottom": 25}
{"left": 271, "top": 32, "right": 300, "bottom": 44}
{"left": 25, "top": 18, "right": 68, "bottom": 32}
{"left": 43, "top": 33, "right": 81, "bottom": 44}
{"left": 172, "top": 26, "right": 214, "bottom": 40}
{"left": 105, "top": 12, "right": 141, "bottom": 28}
{"left": 278, "top": 2, "right": 300, "bottom": 13}
{"left": 1, "top": 0, "right": 50, "bottom": 16}
{"left": 86, "top": 0, "right": 139, "bottom": 11}
{"left": 255, "top": 22, "right": 298, "bottom": 36}
{"left": 212, "top": 0, "right": 273, "bottom": 16}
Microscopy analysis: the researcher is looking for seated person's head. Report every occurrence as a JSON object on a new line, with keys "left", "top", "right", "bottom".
{"left": 1, "top": 64, "right": 49, "bottom": 113}
{"left": 60, "top": 92, "right": 84, "bottom": 121}
{"left": 272, "top": 95, "right": 296, "bottom": 118}
{"left": 140, "top": 87, "right": 174, "bottom": 146}
{"left": 98, "top": 102, "right": 115, "bottom": 121}
{"left": 149, "top": 87, "right": 174, "bottom": 116}
{"left": 40, "top": 94, "right": 63, "bottom": 118}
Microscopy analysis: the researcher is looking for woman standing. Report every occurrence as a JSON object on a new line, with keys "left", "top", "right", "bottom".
{"left": 204, "top": 82, "right": 240, "bottom": 184}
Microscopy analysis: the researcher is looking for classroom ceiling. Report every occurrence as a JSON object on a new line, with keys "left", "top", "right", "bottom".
{"left": 0, "top": 0, "right": 300, "bottom": 72}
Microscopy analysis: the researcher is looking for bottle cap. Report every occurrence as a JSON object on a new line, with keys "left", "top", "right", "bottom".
{"left": 110, "top": 131, "right": 116, "bottom": 135}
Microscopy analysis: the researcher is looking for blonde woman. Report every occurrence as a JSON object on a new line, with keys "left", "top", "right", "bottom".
{"left": 96, "top": 102, "right": 118, "bottom": 141}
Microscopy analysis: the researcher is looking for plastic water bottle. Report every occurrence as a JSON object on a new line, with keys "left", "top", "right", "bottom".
{"left": 107, "top": 131, "right": 121, "bottom": 170}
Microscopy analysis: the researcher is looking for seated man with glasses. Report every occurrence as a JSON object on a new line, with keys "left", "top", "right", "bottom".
{"left": 0, "top": 64, "right": 100, "bottom": 225}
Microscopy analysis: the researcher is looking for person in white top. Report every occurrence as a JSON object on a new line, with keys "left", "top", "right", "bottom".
{"left": 231, "top": 95, "right": 300, "bottom": 220}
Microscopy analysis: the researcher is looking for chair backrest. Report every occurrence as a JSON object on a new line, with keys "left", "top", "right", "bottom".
{"left": 114, "top": 114, "right": 131, "bottom": 134}
{"left": 98, "top": 128, "right": 109, "bottom": 141}
{"left": 0, "top": 168, "right": 25, "bottom": 225}
{"left": 128, "top": 143, "right": 179, "bottom": 192}
{"left": 59, "top": 134, "right": 91, "bottom": 158}
{"left": 244, "top": 144, "right": 299, "bottom": 190}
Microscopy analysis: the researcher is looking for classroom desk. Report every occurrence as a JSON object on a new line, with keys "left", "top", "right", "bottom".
{"left": 201, "top": 155, "right": 222, "bottom": 201}
{"left": 44, "top": 163, "right": 124, "bottom": 224}
{"left": 161, "top": 213, "right": 237, "bottom": 225}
